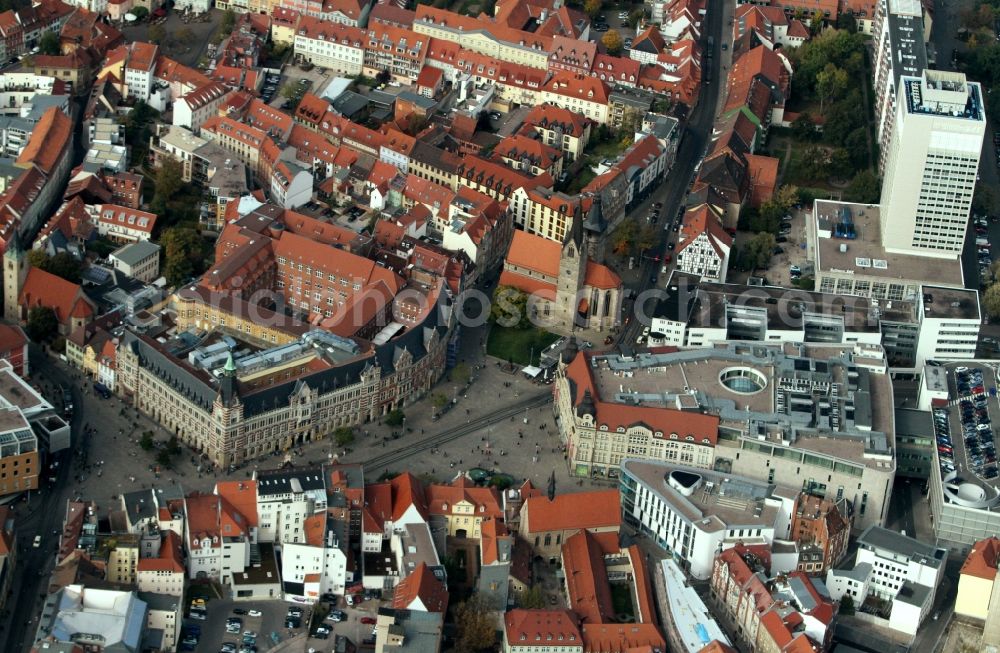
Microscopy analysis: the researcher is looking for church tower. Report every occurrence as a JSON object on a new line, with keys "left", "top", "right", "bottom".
{"left": 582, "top": 194, "right": 607, "bottom": 262}
{"left": 555, "top": 213, "right": 588, "bottom": 329}
{"left": 3, "top": 233, "right": 26, "bottom": 324}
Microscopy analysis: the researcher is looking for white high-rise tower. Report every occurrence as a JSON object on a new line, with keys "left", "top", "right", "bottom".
{"left": 880, "top": 69, "right": 986, "bottom": 259}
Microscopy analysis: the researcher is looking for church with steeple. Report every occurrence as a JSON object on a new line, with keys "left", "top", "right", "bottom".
{"left": 499, "top": 194, "right": 623, "bottom": 332}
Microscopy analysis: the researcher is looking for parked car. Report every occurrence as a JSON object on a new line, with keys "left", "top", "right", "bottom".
{"left": 360, "top": 617, "right": 377, "bottom": 625}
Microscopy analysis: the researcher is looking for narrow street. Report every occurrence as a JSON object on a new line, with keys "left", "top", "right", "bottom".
{"left": 619, "top": 0, "right": 728, "bottom": 344}
{"left": 1, "top": 349, "right": 87, "bottom": 653}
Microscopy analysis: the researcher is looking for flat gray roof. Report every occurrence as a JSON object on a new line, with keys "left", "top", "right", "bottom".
{"left": 112, "top": 240, "right": 161, "bottom": 267}
{"left": 813, "top": 201, "right": 963, "bottom": 287}
{"left": 857, "top": 525, "right": 944, "bottom": 567}
{"left": 622, "top": 459, "right": 782, "bottom": 534}
{"left": 921, "top": 286, "right": 980, "bottom": 321}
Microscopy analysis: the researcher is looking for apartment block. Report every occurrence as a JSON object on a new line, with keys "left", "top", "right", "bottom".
{"left": 621, "top": 460, "right": 795, "bottom": 579}
{"left": 880, "top": 70, "right": 985, "bottom": 258}
{"left": 826, "top": 526, "right": 945, "bottom": 636}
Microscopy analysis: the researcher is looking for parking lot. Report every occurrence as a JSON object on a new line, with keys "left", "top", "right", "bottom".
{"left": 179, "top": 590, "right": 392, "bottom": 652}
{"left": 269, "top": 64, "right": 336, "bottom": 109}
{"left": 184, "top": 597, "right": 297, "bottom": 652}
{"left": 590, "top": 5, "right": 639, "bottom": 44}
{"left": 945, "top": 366, "right": 999, "bottom": 482}
{"left": 760, "top": 209, "right": 810, "bottom": 287}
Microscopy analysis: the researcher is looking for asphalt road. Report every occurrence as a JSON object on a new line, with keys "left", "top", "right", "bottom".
{"left": 619, "top": 0, "right": 727, "bottom": 344}
{"left": 1, "top": 348, "right": 86, "bottom": 653}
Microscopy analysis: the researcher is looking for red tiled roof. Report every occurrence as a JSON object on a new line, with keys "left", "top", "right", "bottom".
{"left": 522, "top": 104, "right": 590, "bottom": 138}
{"left": 543, "top": 71, "right": 610, "bottom": 105}
{"left": 678, "top": 204, "right": 732, "bottom": 258}
{"left": 185, "top": 492, "right": 250, "bottom": 548}
{"left": 584, "top": 261, "right": 621, "bottom": 290}
{"left": 136, "top": 530, "right": 184, "bottom": 574}
{"left": 369, "top": 2, "right": 416, "bottom": 28}
{"left": 563, "top": 352, "right": 720, "bottom": 444}
{"left": 19, "top": 267, "right": 93, "bottom": 324}
{"left": 392, "top": 562, "right": 448, "bottom": 613}
{"left": 215, "top": 480, "right": 259, "bottom": 527}
{"left": 16, "top": 107, "right": 71, "bottom": 175}
{"left": 496, "top": 133, "right": 561, "bottom": 170}
{"left": 562, "top": 529, "right": 614, "bottom": 624}
{"left": 745, "top": 154, "right": 779, "bottom": 207}
{"left": 632, "top": 25, "right": 667, "bottom": 54}
{"left": 504, "top": 229, "right": 560, "bottom": 276}
{"left": 504, "top": 609, "right": 582, "bottom": 647}
{"left": 390, "top": 471, "right": 428, "bottom": 521}
{"left": 480, "top": 517, "right": 510, "bottom": 565}
{"left": 788, "top": 19, "right": 811, "bottom": 39}
{"left": 698, "top": 642, "right": 739, "bottom": 653}
{"left": 98, "top": 204, "right": 157, "bottom": 234}
{"left": 425, "top": 476, "right": 503, "bottom": 520}
{"left": 590, "top": 53, "right": 639, "bottom": 85}
{"left": 580, "top": 623, "right": 666, "bottom": 653}
{"left": 962, "top": 536, "right": 1000, "bottom": 581}
{"left": 126, "top": 41, "right": 158, "bottom": 72}
{"left": 416, "top": 65, "right": 443, "bottom": 88}
{"left": 0, "top": 324, "right": 26, "bottom": 353}
{"left": 523, "top": 489, "right": 620, "bottom": 535}
{"left": 626, "top": 545, "right": 658, "bottom": 625}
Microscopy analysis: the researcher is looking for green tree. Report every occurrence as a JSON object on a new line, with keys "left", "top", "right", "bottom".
{"left": 835, "top": 12, "right": 857, "bottom": 33}
{"left": 983, "top": 283, "right": 1000, "bottom": 320}
{"left": 334, "top": 427, "right": 354, "bottom": 447}
{"left": 844, "top": 170, "right": 881, "bottom": 204}
{"left": 611, "top": 220, "right": 637, "bottom": 256}
{"left": 628, "top": 8, "right": 645, "bottom": 29}
{"left": 38, "top": 31, "right": 60, "bottom": 56}
{"left": 281, "top": 83, "right": 301, "bottom": 100}
{"left": 517, "top": 586, "right": 546, "bottom": 609}
{"left": 152, "top": 156, "right": 186, "bottom": 217}
{"left": 27, "top": 250, "right": 82, "bottom": 283}
{"left": 220, "top": 9, "right": 236, "bottom": 33}
{"left": 823, "top": 94, "right": 863, "bottom": 146}
{"left": 583, "top": 0, "right": 602, "bottom": 18}
{"left": 839, "top": 593, "right": 856, "bottom": 615}
{"left": 827, "top": 148, "right": 852, "bottom": 180}
{"left": 166, "top": 436, "right": 181, "bottom": 456}
{"left": 140, "top": 432, "right": 155, "bottom": 451}
{"left": 844, "top": 127, "right": 870, "bottom": 169}
{"left": 148, "top": 24, "right": 166, "bottom": 44}
{"left": 772, "top": 185, "right": 800, "bottom": 212}
{"left": 430, "top": 393, "right": 450, "bottom": 410}
{"left": 490, "top": 286, "right": 530, "bottom": 329}
{"left": 637, "top": 224, "right": 658, "bottom": 252}
{"left": 744, "top": 232, "right": 777, "bottom": 271}
{"left": 161, "top": 227, "right": 209, "bottom": 287}
{"left": 454, "top": 595, "right": 498, "bottom": 652}
{"left": 816, "top": 63, "right": 849, "bottom": 114}
{"left": 131, "top": 6, "right": 148, "bottom": 20}
{"left": 489, "top": 475, "right": 514, "bottom": 490}
{"left": 156, "top": 448, "right": 173, "bottom": 467}
{"left": 799, "top": 146, "right": 830, "bottom": 180}
{"left": 601, "top": 29, "right": 624, "bottom": 55}
{"left": 791, "top": 113, "right": 817, "bottom": 141}
{"left": 973, "top": 185, "right": 996, "bottom": 217}
{"left": 385, "top": 409, "right": 405, "bottom": 427}
{"left": 26, "top": 305, "right": 58, "bottom": 342}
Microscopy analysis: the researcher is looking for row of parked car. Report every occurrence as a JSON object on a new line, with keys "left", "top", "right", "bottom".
{"left": 260, "top": 72, "right": 282, "bottom": 104}
{"left": 957, "top": 367, "right": 999, "bottom": 480}
{"left": 975, "top": 216, "right": 992, "bottom": 275}
{"left": 934, "top": 408, "right": 956, "bottom": 476}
